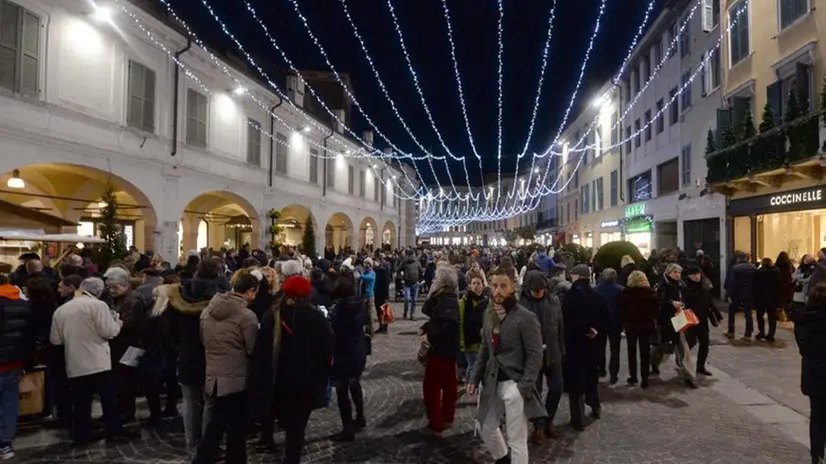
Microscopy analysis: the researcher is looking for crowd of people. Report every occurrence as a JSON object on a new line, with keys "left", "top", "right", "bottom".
{"left": 0, "top": 241, "right": 822, "bottom": 463}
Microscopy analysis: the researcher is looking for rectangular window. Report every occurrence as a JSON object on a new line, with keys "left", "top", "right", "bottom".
{"left": 729, "top": 0, "right": 750, "bottom": 66}
{"left": 359, "top": 169, "right": 365, "bottom": 197}
{"left": 630, "top": 70, "right": 636, "bottom": 96}
{"left": 574, "top": 170, "right": 579, "bottom": 188}
{"left": 628, "top": 171, "right": 653, "bottom": 202}
{"left": 581, "top": 185, "right": 589, "bottom": 214}
{"left": 594, "top": 127, "right": 602, "bottom": 158}
{"left": 186, "top": 89, "right": 208, "bottom": 147}
{"left": 610, "top": 170, "right": 618, "bottom": 207}
{"left": 597, "top": 177, "right": 604, "bottom": 211}
{"left": 575, "top": 200, "right": 578, "bottom": 221}
{"left": 642, "top": 56, "right": 650, "bottom": 82}
{"left": 654, "top": 38, "right": 663, "bottom": 64}
{"left": 126, "top": 61, "right": 155, "bottom": 132}
{"left": 348, "top": 165, "right": 355, "bottom": 195}
{"left": 681, "top": 70, "right": 692, "bottom": 110}
{"left": 373, "top": 175, "right": 379, "bottom": 202}
{"left": 680, "top": 16, "right": 691, "bottom": 58}
{"left": 658, "top": 158, "right": 680, "bottom": 196}
{"left": 327, "top": 158, "right": 336, "bottom": 189}
{"left": 702, "top": 0, "right": 721, "bottom": 31}
{"left": 711, "top": 48, "right": 721, "bottom": 88}
{"left": 309, "top": 148, "right": 319, "bottom": 184}
{"left": 610, "top": 112, "right": 618, "bottom": 146}
{"left": 634, "top": 119, "right": 641, "bottom": 148}
{"left": 246, "top": 118, "right": 261, "bottom": 166}
{"left": 0, "top": 1, "right": 39, "bottom": 97}
{"left": 779, "top": 0, "right": 809, "bottom": 30}
{"left": 273, "top": 133, "right": 288, "bottom": 174}
{"left": 644, "top": 110, "right": 652, "bottom": 142}
{"left": 625, "top": 125, "right": 632, "bottom": 154}
{"left": 681, "top": 144, "right": 692, "bottom": 186}
{"left": 566, "top": 203, "right": 570, "bottom": 223}
{"left": 656, "top": 99, "right": 664, "bottom": 133}
{"left": 670, "top": 87, "right": 679, "bottom": 125}
{"left": 669, "top": 22, "right": 678, "bottom": 58}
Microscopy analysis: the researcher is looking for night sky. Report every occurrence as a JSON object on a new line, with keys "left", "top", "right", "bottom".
{"left": 169, "top": 0, "right": 660, "bottom": 186}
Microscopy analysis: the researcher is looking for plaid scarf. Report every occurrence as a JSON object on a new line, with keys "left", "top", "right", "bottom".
{"left": 489, "top": 296, "right": 517, "bottom": 351}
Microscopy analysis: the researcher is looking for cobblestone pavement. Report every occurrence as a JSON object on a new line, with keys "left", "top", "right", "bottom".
{"left": 12, "top": 303, "right": 813, "bottom": 463}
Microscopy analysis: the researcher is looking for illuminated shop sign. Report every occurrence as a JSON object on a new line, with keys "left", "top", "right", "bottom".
{"left": 729, "top": 187, "right": 826, "bottom": 216}
{"left": 601, "top": 220, "right": 620, "bottom": 228}
{"left": 624, "top": 204, "right": 645, "bottom": 218}
{"left": 769, "top": 189, "right": 822, "bottom": 206}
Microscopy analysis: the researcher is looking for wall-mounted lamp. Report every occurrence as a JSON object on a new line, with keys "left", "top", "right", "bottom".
{"left": 6, "top": 169, "right": 24, "bottom": 189}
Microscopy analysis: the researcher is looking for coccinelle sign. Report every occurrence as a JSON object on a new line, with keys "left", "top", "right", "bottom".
{"left": 728, "top": 187, "right": 826, "bottom": 216}
{"left": 769, "top": 189, "right": 822, "bottom": 206}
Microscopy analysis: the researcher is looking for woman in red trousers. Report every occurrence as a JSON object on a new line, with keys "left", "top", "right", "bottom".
{"left": 420, "top": 264, "right": 461, "bottom": 436}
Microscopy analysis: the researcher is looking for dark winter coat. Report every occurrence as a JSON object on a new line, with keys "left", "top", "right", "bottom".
{"left": 421, "top": 292, "right": 460, "bottom": 358}
{"left": 160, "top": 278, "right": 221, "bottom": 386}
{"left": 459, "top": 291, "right": 487, "bottom": 353}
{"left": 519, "top": 289, "right": 564, "bottom": 366}
{"left": 0, "top": 285, "right": 34, "bottom": 368}
{"left": 330, "top": 297, "right": 367, "bottom": 380}
{"left": 752, "top": 266, "right": 782, "bottom": 309}
{"left": 109, "top": 289, "right": 147, "bottom": 364}
{"left": 618, "top": 286, "right": 659, "bottom": 333}
{"left": 727, "top": 261, "right": 757, "bottom": 301}
{"left": 807, "top": 260, "right": 826, "bottom": 299}
{"left": 791, "top": 307, "right": 826, "bottom": 398}
{"left": 656, "top": 275, "right": 685, "bottom": 341}
{"left": 595, "top": 281, "right": 623, "bottom": 334}
{"left": 401, "top": 258, "right": 422, "bottom": 286}
{"left": 682, "top": 278, "right": 720, "bottom": 327}
{"left": 618, "top": 263, "right": 638, "bottom": 287}
{"left": 374, "top": 263, "right": 392, "bottom": 303}
{"left": 249, "top": 278, "right": 275, "bottom": 321}
{"left": 250, "top": 303, "right": 334, "bottom": 411}
{"left": 561, "top": 280, "right": 604, "bottom": 394}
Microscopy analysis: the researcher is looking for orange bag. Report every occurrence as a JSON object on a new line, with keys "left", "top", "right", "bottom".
{"left": 381, "top": 302, "right": 395, "bottom": 324}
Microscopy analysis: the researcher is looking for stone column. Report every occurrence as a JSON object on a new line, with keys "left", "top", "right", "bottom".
{"left": 207, "top": 218, "right": 231, "bottom": 250}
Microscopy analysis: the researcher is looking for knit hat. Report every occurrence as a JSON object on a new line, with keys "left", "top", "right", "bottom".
{"left": 281, "top": 275, "right": 312, "bottom": 298}
{"left": 570, "top": 264, "right": 591, "bottom": 278}
{"left": 364, "top": 257, "right": 374, "bottom": 267}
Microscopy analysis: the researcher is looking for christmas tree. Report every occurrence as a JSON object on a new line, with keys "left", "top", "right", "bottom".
{"left": 302, "top": 216, "right": 317, "bottom": 258}
{"left": 94, "top": 184, "right": 127, "bottom": 270}
{"left": 705, "top": 129, "right": 716, "bottom": 155}
{"left": 759, "top": 102, "right": 776, "bottom": 132}
{"left": 741, "top": 106, "right": 757, "bottom": 140}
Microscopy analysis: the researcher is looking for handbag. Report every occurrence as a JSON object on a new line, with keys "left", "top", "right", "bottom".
{"left": 671, "top": 309, "right": 700, "bottom": 333}
{"left": 417, "top": 340, "right": 432, "bottom": 366}
{"left": 381, "top": 302, "right": 395, "bottom": 324}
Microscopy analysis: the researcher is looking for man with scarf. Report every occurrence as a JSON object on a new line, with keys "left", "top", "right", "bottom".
{"left": 519, "top": 270, "right": 565, "bottom": 444}
{"left": 468, "top": 266, "right": 544, "bottom": 464}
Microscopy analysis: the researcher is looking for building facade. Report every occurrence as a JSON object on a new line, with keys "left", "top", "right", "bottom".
{"left": 0, "top": 0, "right": 417, "bottom": 265}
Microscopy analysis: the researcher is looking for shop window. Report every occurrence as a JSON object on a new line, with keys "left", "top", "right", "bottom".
{"left": 779, "top": 0, "right": 809, "bottom": 30}
{"left": 628, "top": 171, "right": 652, "bottom": 203}
{"left": 658, "top": 158, "right": 680, "bottom": 196}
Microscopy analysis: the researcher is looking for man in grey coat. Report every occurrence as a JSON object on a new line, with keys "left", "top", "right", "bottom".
{"left": 469, "top": 266, "right": 545, "bottom": 464}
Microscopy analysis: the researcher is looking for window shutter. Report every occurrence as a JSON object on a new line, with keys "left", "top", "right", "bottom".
{"left": 143, "top": 68, "right": 155, "bottom": 131}
{"left": 0, "top": 2, "right": 20, "bottom": 91}
{"left": 766, "top": 81, "right": 782, "bottom": 124}
{"left": 731, "top": 96, "right": 749, "bottom": 129}
{"left": 127, "top": 62, "right": 142, "bottom": 128}
{"left": 701, "top": 0, "right": 714, "bottom": 32}
{"left": 19, "top": 10, "right": 37, "bottom": 97}
{"left": 795, "top": 62, "right": 811, "bottom": 111}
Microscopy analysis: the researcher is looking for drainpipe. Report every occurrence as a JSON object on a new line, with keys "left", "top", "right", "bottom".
{"left": 613, "top": 81, "right": 625, "bottom": 202}
{"left": 171, "top": 39, "right": 191, "bottom": 157}
{"left": 322, "top": 128, "right": 335, "bottom": 197}
{"left": 268, "top": 97, "right": 284, "bottom": 187}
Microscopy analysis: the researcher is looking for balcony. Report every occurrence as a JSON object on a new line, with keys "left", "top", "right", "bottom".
{"left": 706, "top": 113, "right": 822, "bottom": 192}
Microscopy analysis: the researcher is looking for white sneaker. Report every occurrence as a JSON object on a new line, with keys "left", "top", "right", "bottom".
{"left": 0, "top": 445, "right": 15, "bottom": 460}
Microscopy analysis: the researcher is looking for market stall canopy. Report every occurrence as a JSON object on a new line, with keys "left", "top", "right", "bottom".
{"left": 0, "top": 198, "right": 77, "bottom": 228}
{"left": 0, "top": 231, "right": 104, "bottom": 244}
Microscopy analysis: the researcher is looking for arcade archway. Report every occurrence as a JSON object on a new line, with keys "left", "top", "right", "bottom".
{"left": 358, "top": 216, "right": 379, "bottom": 250}
{"left": 325, "top": 212, "right": 354, "bottom": 253}
{"left": 180, "top": 191, "right": 261, "bottom": 254}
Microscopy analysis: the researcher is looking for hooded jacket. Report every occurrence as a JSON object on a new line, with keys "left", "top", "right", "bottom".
{"left": 0, "top": 284, "right": 33, "bottom": 369}
{"left": 160, "top": 278, "right": 223, "bottom": 386}
{"left": 200, "top": 292, "right": 258, "bottom": 397}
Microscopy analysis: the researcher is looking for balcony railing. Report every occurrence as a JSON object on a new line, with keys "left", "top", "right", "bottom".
{"left": 706, "top": 113, "right": 821, "bottom": 185}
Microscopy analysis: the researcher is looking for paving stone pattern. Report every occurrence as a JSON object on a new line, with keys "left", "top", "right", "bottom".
{"left": 13, "top": 304, "right": 812, "bottom": 463}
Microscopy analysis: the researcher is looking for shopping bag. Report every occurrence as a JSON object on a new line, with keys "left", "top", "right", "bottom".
{"left": 671, "top": 309, "right": 700, "bottom": 333}
{"left": 381, "top": 302, "right": 395, "bottom": 324}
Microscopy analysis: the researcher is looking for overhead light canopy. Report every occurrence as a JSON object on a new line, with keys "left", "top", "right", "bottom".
{"left": 6, "top": 169, "right": 24, "bottom": 189}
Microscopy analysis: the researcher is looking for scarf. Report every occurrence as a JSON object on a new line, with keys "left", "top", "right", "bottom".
{"left": 489, "top": 296, "right": 517, "bottom": 351}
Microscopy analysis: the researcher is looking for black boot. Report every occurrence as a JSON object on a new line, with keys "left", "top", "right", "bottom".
{"left": 332, "top": 423, "right": 356, "bottom": 442}
{"left": 494, "top": 450, "right": 511, "bottom": 464}
{"left": 350, "top": 381, "right": 366, "bottom": 429}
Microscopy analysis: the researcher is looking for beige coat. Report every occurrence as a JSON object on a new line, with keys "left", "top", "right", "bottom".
{"left": 200, "top": 292, "right": 258, "bottom": 397}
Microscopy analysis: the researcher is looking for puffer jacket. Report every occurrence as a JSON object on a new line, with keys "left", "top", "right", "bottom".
{"left": 791, "top": 307, "right": 826, "bottom": 398}
{"left": 200, "top": 292, "right": 258, "bottom": 397}
{"left": 160, "top": 278, "right": 223, "bottom": 386}
{"left": 0, "top": 284, "right": 33, "bottom": 368}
